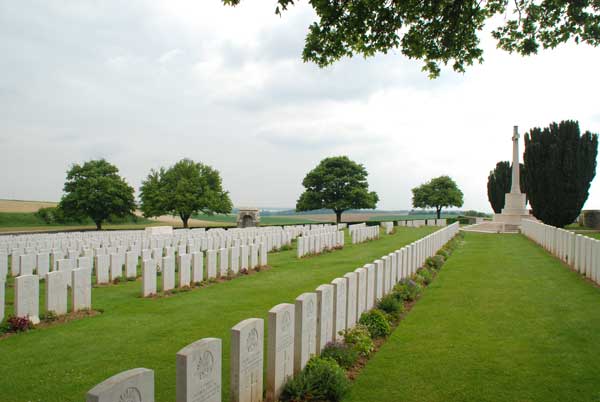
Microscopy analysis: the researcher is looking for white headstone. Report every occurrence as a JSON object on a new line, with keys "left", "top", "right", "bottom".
{"left": 0, "top": 279, "right": 4, "bottom": 323}
{"left": 0, "top": 252, "right": 7, "bottom": 279}
{"left": 142, "top": 259, "right": 157, "bottom": 297}
{"left": 267, "top": 303, "right": 295, "bottom": 402}
{"left": 207, "top": 250, "right": 217, "bottom": 279}
{"left": 126, "top": 251, "right": 138, "bottom": 279}
{"left": 240, "top": 245, "right": 249, "bottom": 271}
{"left": 343, "top": 272, "right": 357, "bottom": 329}
{"left": 260, "top": 242, "right": 268, "bottom": 267}
{"left": 365, "top": 264, "right": 376, "bottom": 310}
{"left": 46, "top": 271, "right": 67, "bottom": 315}
{"left": 354, "top": 267, "right": 367, "bottom": 318}
{"left": 230, "top": 318, "right": 264, "bottom": 402}
{"left": 176, "top": 338, "right": 221, "bottom": 402}
{"left": 15, "top": 274, "right": 40, "bottom": 324}
{"left": 57, "top": 259, "right": 74, "bottom": 287}
{"left": 219, "top": 248, "right": 229, "bottom": 277}
{"left": 192, "top": 252, "right": 204, "bottom": 283}
{"left": 315, "top": 284, "right": 334, "bottom": 351}
{"left": 72, "top": 267, "right": 92, "bottom": 311}
{"left": 162, "top": 256, "right": 175, "bottom": 292}
{"left": 110, "top": 254, "right": 122, "bottom": 282}
{"left": 95, "top": 254, "right": 110, "bottom": 285}
{"left": 178, "top": 254, "right": 191, "bottom": 288}
{"left": 230, "top": 246, "right": 240, "bottom": 274}
{"left": 86, "top": 368, "right": 154, "bottom": 402}
{"left": 19, "top": 254, "right": 35, "bottom": 276}
{"left": 294, "top": 292, "right": 317, "bottom": 374}
{"left": 374, "top": 260, "right": 384, "bottom": 300}
{"left": 331, "top": 278, "right": 347, "bottom": 340}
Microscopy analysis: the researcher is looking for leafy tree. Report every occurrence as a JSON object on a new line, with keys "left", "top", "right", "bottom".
{"left": 223, "top": 0, "right": 600, "bottom": 78}
{"left": 524, "top": 120, "right": 598, "bottom": 227}
{"left": 296, "top": 156, "right": 378, "bottom": 224}
{"left": 486, "top": 161, "right": 527, "bottom": 213}
{"left": 59, "top": 159, "right": 136, "bottom": 230}
{"left": 139, "top": 159, "right": 233, "bottom": 228}
{"left": 412, "top": 176, "right": 463, "bottom": 218}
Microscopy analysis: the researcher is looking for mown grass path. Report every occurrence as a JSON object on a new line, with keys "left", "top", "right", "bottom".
{"left": 346, "top": 232, "right": 600, "bottom": 402}
{"left": 0, "top": 227, "right": 435, "bottom": 402}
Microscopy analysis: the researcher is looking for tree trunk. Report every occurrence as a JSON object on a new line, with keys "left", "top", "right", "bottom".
{"left": 335, "top": 210, "right": 343, "bottom": 224}
{"left": 95, "top": 220, "right": 102, "bottom": 230}
{"left": 436, "top": 207, "right": 442, "bottom": 219}
{"left": 182, "top": 215, "right": 189, "bottom": 229}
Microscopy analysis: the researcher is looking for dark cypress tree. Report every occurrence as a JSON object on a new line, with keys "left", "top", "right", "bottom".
{"left": 524, "top": 120, "right": 598, "bottom": 227}
{"left": 487, "top": 161, "right": 527, "bottom": 213}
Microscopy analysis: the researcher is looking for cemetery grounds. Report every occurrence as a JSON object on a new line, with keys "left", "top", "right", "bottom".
{"left": 2, "top": 227, "right": 600, "bottom": 401}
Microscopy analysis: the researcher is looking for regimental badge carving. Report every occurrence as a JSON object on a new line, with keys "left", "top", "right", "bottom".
{"left": 119, "top": 387, "right": 142, "bottom": 402}
{"left": 194, "top": 350, "right": 214, "bottom": 381}
{"left": 247, "top": 328, "right": 259, "bottom": 353}
{"left": 282, "top": 311, "right": 291, "bottom": 333}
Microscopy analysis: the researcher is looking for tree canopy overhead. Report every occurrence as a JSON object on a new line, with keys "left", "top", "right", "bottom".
{"left": 59, "top": 159, "right": 136, "bottom": 230}
{"left": 296, "top": 156, "right": 379, "bottom": 223}
{"left": 412, "top": 175, "right": 464, "bottom": 218}
{"left": 524, "top": 120, "right": 598, "bottom": 227}
{"left": 223, "top": 0, "right": 600, "bottom": 77}
{"left": 139, "top": 159, "right": 233, "bottom": 228}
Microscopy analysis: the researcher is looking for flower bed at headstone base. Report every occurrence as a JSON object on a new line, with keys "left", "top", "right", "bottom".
{"left": 0, "top": 309, "right": 101, "bottom": 340}
{"left": 280, "top": 233, "right": 464, "bottom": 402}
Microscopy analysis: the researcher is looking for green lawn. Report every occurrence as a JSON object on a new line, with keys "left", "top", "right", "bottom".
{"left": 0, "top": 227, "right": 436, "bottom": 402}
{"left": 346, "top": 232, "right": 600, "bottom": 402}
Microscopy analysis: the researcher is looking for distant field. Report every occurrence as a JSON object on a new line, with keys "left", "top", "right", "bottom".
{"left": 368, "top": 213, "right": 454, "bottom": 221}
{"left": 0, "top": 199, "right": 57, "bottom": 212}
{"left": 0, "top": 211, "right": 159, "bottom": 233}
{"left": 0, "top": 200, "right": 452, "bottom": 232}
{"left": 192, "top": 213, "right": 320, "bottom": 226}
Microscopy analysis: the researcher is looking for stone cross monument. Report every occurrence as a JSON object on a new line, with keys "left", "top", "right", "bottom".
{"left": 493, "top": 126, "right": 531, "bottom": 228}
{"left": 510, "top": 126, "right": 521, "bottom": 194}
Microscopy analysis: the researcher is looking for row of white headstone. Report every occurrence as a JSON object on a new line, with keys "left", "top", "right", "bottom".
{"left": 350, "top": 225, "right": 380, "bottom": 244}
{"left": 0, "top": 225, "right": 308, "bottom": 251}
{"left": 400, "top": 219, "right": 447, "bottom": 227}
{"left": 141, "top": 243, "right": 269, "bottom": 297}
{"left": 296, "top": 231, "right": 344, "bottom": 258}
{"left": 0, "top": 226, "right": 292, "bottom": 283}
{"left": 85, "top": 222, "right": 460, "bottom": 402}
{"left": 0, "top": 224, "right": 312, "bottom": 279}
{"left": 1, "top": 267, "right": 92, "bottom": 324}
{"left": 521, "top": 220, "right": 600, "bottom": 284}
{"left": 380, "top": 221, "right": 394, "bottom": 234}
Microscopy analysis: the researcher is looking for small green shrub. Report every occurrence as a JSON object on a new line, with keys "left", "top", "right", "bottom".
{"left": 342, "top": 324, "right": 374, "bottom": 357}
{"left": 426, "top": 255, "right": 445, "bottom": 270}
{"left": 280, "top": 357, "right": 350, "bottom": 402}
{"left": 413, "top": 273, "right": 426, "bottom": 286}
{"left": 359, "top": 309, "right": 391, "bottom": 339}
{"left": 377, "top": 294, "right": 405, "bottom": 321}
{"left": 417, "top": 268, "right": 433, "bottom": 285}
{"left": 393, "top": 279, "right": 422, "bottom": 302}
{"left": 321, "top": 341, "right": 359, "bottom": 369}
{"left": 40, "top": 311, "right": 59, "bottom": 322}
{"left": 437, "top": 248, "right": 450, "bottom": 259}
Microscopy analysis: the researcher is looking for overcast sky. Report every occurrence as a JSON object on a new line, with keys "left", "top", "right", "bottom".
{"left": 1, "top": 1, "right": 599, "bottom": 212}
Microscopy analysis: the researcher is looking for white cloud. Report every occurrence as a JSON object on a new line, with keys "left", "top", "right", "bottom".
{"left": 0, "top": 1, "right": 599, "bottom": 213}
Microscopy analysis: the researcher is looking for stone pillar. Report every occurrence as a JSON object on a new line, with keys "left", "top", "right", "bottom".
{"left": 511, "top": 126, "right": 521, "bottom": 194}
